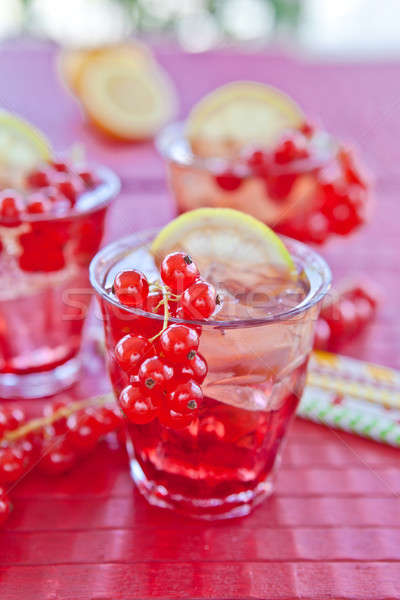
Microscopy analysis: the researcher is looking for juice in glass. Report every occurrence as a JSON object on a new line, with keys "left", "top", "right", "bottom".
{"left": 91, "top": 227, "right": 331, "bottom": 519}
{"left": 0, "top": 166, "right": 119, "bottom": 398}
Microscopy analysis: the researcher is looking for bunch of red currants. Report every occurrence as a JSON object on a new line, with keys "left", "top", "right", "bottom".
{"left": 113, "top": 252, "right": 219, "bottom": 430}
{"left": 0, "top": 399, "right": 123, "bottom": 527}
{"left": 0, "top": 159, "right": 98, "bottom": 224}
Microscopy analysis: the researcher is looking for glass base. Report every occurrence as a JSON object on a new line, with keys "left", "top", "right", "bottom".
{"left": 0, "top": 356, "right": 81, "bottom": 399}
{"left": 129, "top": 457, "right": 274, "bottom": 520}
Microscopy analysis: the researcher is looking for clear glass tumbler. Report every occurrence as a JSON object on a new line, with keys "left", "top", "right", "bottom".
{"left": 90, "top": 229, "right": 331, "bottom": 519}
{"left": 0, "top": 167, "right": 120, "bottom": 398}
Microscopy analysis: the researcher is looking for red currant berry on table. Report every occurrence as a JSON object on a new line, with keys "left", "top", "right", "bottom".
{"left": 43, "top": 400, "right": 69, "bottom": 434}
{"left": 214, "top": 171, "right": 243, "bottom": 192}
{"left": 139, "top": 356, "right": 174, "bottom": 394}
{"left": 92, "top": 406, "right": 123, "bottom": 435}
{"left": 113, "top": 270, "right": 149, "bottom": 308}
{"left": 0, "top": 488, "right": 11, "bottom": 527}
{"left": 26, "top": 168, "right": 51, "bottom": 189}
{"left": 325, "top": 298, "right": 358, "bottom": 341}
{"left": 66, "top": 411, "right": 102, "bottom": 452}
{"left": 168, "top": 380, "right": 203, "bottom": 414}
{"left": 305, "top": 212, "right": 330, "bottom": 245}
{"left": 118, "top": 382, "right": 159, "bottom": 425}
{"left": 0, "top": 447, "right": 25, "bottom": 484}
{"left": 160, "top": 252, "right": 200, "bottom": 293}
{"left": 0, "top": 191, "right": 24, "bottom": 222}
{"left": 115, "top": 334, "right": 153, "bottom": 374}
{"left": 181, "top": 280, "right": 219, "bottom": 319}
{"left": 39, "top": 437, "right": 77, "bottom": 476}
{"left": 177, "top": 353, "right": 208, "bottom": 384}
{"left": 160, "top": 324, "right": 199, "bottom": 364}
{"left": 320, "top": 183, "right": 365, "bottom": 236}
{"left": 0, "top": 406, "right": 25, "bottom": 437}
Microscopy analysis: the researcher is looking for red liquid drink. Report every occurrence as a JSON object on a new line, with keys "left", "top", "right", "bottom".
{"left": 0, "top": 166, "right": 119, "bottom": 398}
{"left": 91, "top": 230, "right": 331, "bottom": 518}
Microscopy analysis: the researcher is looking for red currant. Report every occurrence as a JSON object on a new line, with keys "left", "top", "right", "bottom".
{"left": 118, "top": 382, "right": 159, "bottom": 425}
{"left": 177, "top": 352, "right": 208, "bottom": 384}
{"left": 66, "top": 411, "right": 102, "bottom": 452}
{"left": 26, "top": 168, "right": 51, "bottom": 189}
{"left": 159, "top": 406, "right": 196, "bottom": 430}
{"left": 78, "top": 170, "right": 97, "bottom": 188}
{"left": 43, "top": 400, "right": 69, "bottom": 434}
{"left": 160, "top": 324, "right": 199, "bottom": 364}
{"left": 113, "top": 270, "right": 149, "bottom": 308}
{"left": 215, "top": 171, "right": 243, "bottom": 192}
{"left": 265, "top": 173, "right": 298, "bottom": 202}
{"left": 39, "top": 438, "right": 77, "bottom": 475}
{"left": 274, "top": 135, "right": 309, "bottom": 164}
{"left": 0, "top": 191, "right": 24, "bottom": 223}
{"left": 0, "top": 447, "right": 25, "bottom": 484}
{"left": 138, "top": 356, "right": 174, "bottom": 394}
{"left": 50, "top": 160, "right": 69, "bottom": 173}
{"left": 0, "top": 406, "right": 25, "bottom": 436}
{"left": 54, "top": 173, "right": 84, "bottom": 204}
{"left": 326, "top": 298, "right": 357, "bottom": 340}
{"left": 321, "top": 184, "right": 365, "bottom": 236}
{"left": 299, "top": 122, "right": 315, "bottom": 137}
{"left": 338, "top": 148, "right": 367, "bottom": 189}
{"left": 160, "top": 252, "right": 200, "bottom": 293}
{"left": 92, "top": 406, "right": 123, "bottom": 434}
{"left": 26, "top": 193, "right": 52, "bottom": 214}
{"left": 247, "top": 149, "right": 269, "bottom": 175}
{"left": 168, "top": 380, "right": 203, "bottom": 414}
{"left": 115, "top": 334, "right": 153, "bottom": 374}
{"left": 0, "top": 488, "right": 11, "bottom": 527}
{"left": 181, "top": 280, "right": 218, "bottom": 319}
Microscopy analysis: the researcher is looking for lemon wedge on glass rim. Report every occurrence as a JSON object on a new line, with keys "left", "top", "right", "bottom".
{"left": 186, "top": 81, "right": 304, "bottom": 158}
{"left": 151, "top": 207, "right": 296, "bottom": 278}
{"left": 0, "top": 110, "right": 52, "bottom": 186}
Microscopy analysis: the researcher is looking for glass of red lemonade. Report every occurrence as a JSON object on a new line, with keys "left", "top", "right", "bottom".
{"left": 0, "top": 163, "right": 120, "bottom": 398}
{"left": 90, "top": 211, "right": 331, "bottom": 519}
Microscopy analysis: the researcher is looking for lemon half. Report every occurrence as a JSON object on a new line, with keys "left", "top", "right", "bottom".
{"left": 151, "top": 208, "right": 295, "bottom": 276}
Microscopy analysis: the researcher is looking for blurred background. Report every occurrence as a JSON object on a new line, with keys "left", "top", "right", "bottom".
{"left": 0, "top": 0, "right": 398, "bottom": 58}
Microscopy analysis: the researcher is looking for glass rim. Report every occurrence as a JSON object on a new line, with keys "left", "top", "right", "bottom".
{"left": 89, "top": 228, "right": 332, "bottom": 329}
{"left": 0, "top": 166, "right": 120, "bottom": 224}
{"left": 155, "top": 121, "right": 337, "bottom": 175}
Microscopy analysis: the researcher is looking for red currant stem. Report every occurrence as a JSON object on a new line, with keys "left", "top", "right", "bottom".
{"left": 149, "top": 284, "right": 170, "bottom": 343}
{"left": 0, "top": 393, "right": 114, "bottom": 443}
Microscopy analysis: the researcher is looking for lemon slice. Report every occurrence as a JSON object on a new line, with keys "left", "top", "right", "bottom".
{"left": 75, "top": 47, "right": 177, "bottom": 140}
{"left": 151, "top": 207, "right": 295, "bottom": 276}
{"left": 58, "top": 43, "right": 153, "bottom": 94}
{"left": 0, "top": 110, "right": 52, "bottom": 186}
{"left": 186, "top": 81, "right": 304, "bottom": 158}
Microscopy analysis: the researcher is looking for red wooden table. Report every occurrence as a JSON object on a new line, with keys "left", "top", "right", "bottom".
{"left": 0, "top": 41, "right": 400, "bottom": 600}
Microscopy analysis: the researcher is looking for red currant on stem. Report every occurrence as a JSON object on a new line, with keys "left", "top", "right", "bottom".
{"left": 43, "top": 400, "right": 69, "bottom": 434}
{"left": 113, "top": 270, "right": 149, "bottom": 308}
{"left": 115, "top": 334, "right": 153, "bottom": 374}
{"left": 66, "top": 411, "right": 102, "bottom": 452}
{"left": 78, "top": 170, "right": 97, "bottom": 188}
{"left": 0, "top": 447, "right": 25, "bottom": 484}
{"left": 168, "top": 380, "right": 203, "bottom": 414}
{"left": 160, "top": 324, "right": 199, "bottom": 364}
{"left": 160, "top": 252, "right": 200, "bottom": 293}
{"left": 215, "top": 171, "right": 243, "bottom": 192}
{"left": 181, "top": 280, "right": 218, "bottom": 319}
{"left": 39, "top": 437, "right": 77, "bottom": 476}
{"left": 138, "top": 356, "right": 174, "bottom": 395}
{"left": 176, "top": 353, "right": 208, "bottom": 384}
{"left": 118, "top": 382, "right": 159, "bottom": 425}
{"left": 92, "top": 406, "right": 123, "bottom": 435}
